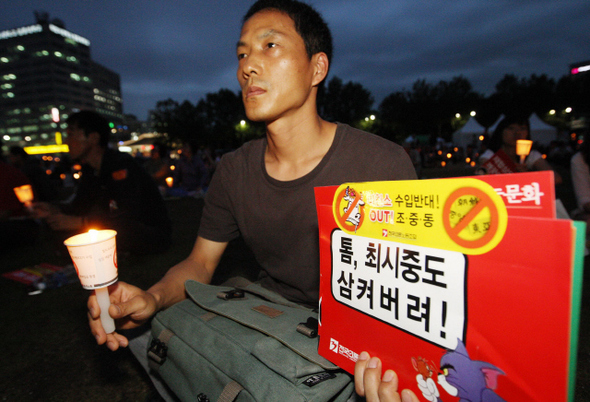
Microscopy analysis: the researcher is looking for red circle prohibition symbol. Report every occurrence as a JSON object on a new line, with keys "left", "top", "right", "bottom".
{"left": 442, "top": 187, "right": 499, "bottom": 249}
{"left": 334, "top": 188, "right": 365, "bottom": 231}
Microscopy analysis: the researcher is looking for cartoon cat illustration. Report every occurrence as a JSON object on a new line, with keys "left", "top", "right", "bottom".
{"left": 416, "top": 339, "right": 506, "bottom": 402}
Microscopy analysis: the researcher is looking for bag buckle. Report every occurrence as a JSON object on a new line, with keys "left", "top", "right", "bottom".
{"left": 217, "top": 289, "right": 245, "bottom": 300}
{"left": 297, "top": 317, "right": 318, "bottom": 338}
{"left": 197, "top": 393, "right": 210, "bottom": 402}
{"left": 147, "top": 338, "right": 168, "bottom": 366}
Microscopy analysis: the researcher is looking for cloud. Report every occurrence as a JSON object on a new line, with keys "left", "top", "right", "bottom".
{"left": 2, "top": 0, "right": 589, "bottom": 118}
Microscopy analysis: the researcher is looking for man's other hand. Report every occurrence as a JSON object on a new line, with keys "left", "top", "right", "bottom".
{"left": 354, "top": 351, "right": 420, "bottom": 402}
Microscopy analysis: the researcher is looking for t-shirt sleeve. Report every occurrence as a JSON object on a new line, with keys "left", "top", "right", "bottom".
{"left": 391, "top": 144, "right": 418, "bottom": 180}
{"left": 198, "top": 154, "right": 241, "bottom": 243}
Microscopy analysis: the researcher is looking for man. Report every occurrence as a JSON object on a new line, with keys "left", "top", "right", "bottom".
{"left": 34, "top": 110, "right": 171, "bottom": 255}
{"left": 8, "top": 145, "right": 59, "bottom": 202}
{"left": 88, "top": 1, "right": 418, "bottom": 400}
{"left": 0, "top": 143, "right": 40, "bottom": 250}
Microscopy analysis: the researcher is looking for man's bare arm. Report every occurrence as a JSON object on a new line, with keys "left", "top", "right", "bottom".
{"left": 148, "top": 236, "right": 228, "bottom": 310}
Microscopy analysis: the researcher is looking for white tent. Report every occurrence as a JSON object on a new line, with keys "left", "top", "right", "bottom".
{"left": 488, "top": 114, "right": 505, "bottom": 133}
{"left": 452, "top": 117, "right": 486, "bottom": 148}
{"left": 528, "top": 113, "right": 558, "bottom": 145}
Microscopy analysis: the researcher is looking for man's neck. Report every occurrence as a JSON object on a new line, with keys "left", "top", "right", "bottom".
{"left": 264, "top": 113, "right": 337, "bottom": 181}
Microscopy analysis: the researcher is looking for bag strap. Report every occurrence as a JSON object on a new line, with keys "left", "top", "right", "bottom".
{"left": 184, "top": 280, "right": 338, "bottom": 370}
{"left": 220, "top": 277, "right": 310, "bottom": 310}
{"left": 217, "top": 380, "right": 243, "bottom": 402}
{"left": 147, "top": 328, "right": 175, "bottom": 371}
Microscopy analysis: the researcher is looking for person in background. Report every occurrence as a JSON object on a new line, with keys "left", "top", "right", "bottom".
{"left": 33, "top": 110, "right": 172, "bottom": 255}
{"left": 478, "top": 115, "right": 562, "bottom": 183}
{"left": 172, "top": 140, "right": 209, "bottom": 196}
{"left": 570, "top": 139, "right": 590, "bottom": 236}
{"left": 8, "top": 146, "right": 59, "bottom": 202}
{"left": 87, "top": 1, "right": 418, "bottom": 400}
{"left": 143, "top": 142, "right": 171, "bottom": 188}
{"left": 0, "top": 141, "right": 40, "bottom": 250}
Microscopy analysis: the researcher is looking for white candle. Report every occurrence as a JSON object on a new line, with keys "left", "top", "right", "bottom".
{"left": 516, "top": 139, "right": 533, "bottom": 164}
{"left": 95, "top": 287, "right": 116, "bottom": 333}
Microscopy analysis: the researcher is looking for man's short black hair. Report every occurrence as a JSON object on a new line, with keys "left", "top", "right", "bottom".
{"left": 66, "top": 110, "right": 111, "bottom": 148}
{"left": 243, "top": 0, "right": 333, "bottom": 67}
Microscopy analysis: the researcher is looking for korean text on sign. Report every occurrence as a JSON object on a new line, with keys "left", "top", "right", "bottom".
{"left": 331, "top": 230, "right": 467, "bottom": 350}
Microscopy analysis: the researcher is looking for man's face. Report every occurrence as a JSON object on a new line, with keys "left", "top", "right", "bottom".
{"left": 236, "top": 10, "right": 319, "bottom": 123}
{"left": 65, "top": 122, "right": 93, "bottom": 162}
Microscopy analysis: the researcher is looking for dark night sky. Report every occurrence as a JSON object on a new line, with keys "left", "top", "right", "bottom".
{"left": 2, "top": 0, "right": 589, "bottom": 120}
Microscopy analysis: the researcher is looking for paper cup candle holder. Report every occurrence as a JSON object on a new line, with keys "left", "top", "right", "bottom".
{"left": 64, "top": 229, "right": 118, "bottom": 333}
{"left": 13, "top": 184, "right": 34, "bottom": 212}
{"left": 516, "top": 139, "right": 533, "bottom": 164}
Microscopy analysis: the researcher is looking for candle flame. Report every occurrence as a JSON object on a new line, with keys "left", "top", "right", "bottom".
{"left": 88, "top": 229, "right": 98, "bottom": 242}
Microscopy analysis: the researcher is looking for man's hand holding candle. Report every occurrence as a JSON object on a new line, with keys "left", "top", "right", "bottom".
{"left": 88, "top": 281, "right": 159, "bottom": 351}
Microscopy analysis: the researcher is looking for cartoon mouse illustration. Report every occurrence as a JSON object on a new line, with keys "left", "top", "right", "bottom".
{"left": 412, "top": 356, "right": 437, "bottom": 380}
{"left": 416, "top": 339, "right": 506, "bottom": 402}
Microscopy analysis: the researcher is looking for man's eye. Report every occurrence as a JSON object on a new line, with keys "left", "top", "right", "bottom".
{"left": 267, "top": 42, "right": 276, "bottom": 49}
{"left": 237, "top": 53, "right": 246, "bottom": 60}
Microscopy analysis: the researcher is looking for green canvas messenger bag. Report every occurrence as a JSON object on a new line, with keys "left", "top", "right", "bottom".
{"left": 148, "top": 279, "right": 355, "bottom": 402}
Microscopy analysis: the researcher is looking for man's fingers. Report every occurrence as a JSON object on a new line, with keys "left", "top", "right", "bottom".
{"left": 104, "top": 332, "right": 129, "bottom": 351}
{"left": 354, "top": 351, "right": 371, "bottom": 396}
{"left": 378, "top": 370, "right": 400, "bottom": 402}
{"left": 363, "top": 357, "right": 384, "bottom": 401}
{"left": 87, "top": 293, "right": 99, "bottom": 319}
{"left": 401, "top": 389, "right": 421, "bottom": 402}
{"left": 111, "top": 294, "right": 147, "bottom": 320}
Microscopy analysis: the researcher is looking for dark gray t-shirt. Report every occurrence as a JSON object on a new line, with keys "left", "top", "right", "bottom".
{"left": 199, "top": 123, "right": 417, "bottom": 306}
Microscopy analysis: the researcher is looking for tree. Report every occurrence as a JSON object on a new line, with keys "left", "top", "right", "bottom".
{"left": 151, "top": 90, "right": 261, "bottom": 150}
{"left": 195, "top": 89, "right": 251, "bottom": 149}
{"left": 152, "top": 98, "right": 205, "bottom": 144}
{"left": 379, "top": 76, "right": 481, "bottom": 143}
{"left": 318, "top": 77, "right": 374, "bottom": 126}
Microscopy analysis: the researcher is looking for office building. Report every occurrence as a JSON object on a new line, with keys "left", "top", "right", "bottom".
{"left": 0, "top": 12, "right": 123, "bottom": 149}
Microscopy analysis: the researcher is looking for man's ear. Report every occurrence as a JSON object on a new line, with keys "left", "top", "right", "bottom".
{"left": 87, "top": 131, "right": 101, "bottom": 146}
{"left": 311, "top": 52, "right": 329, "bottom": 87}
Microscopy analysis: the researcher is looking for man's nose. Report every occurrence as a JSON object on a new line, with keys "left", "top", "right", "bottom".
{"left": 240, "top": 52, "right": 261, "bottom": 81}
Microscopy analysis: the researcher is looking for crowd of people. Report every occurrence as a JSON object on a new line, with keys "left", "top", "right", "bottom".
{"left": 2, "top": 0, "right": 588, "bottom": 400}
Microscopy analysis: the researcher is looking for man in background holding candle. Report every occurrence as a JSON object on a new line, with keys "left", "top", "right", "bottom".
{"left": 34, "top": 110, "right": 172, "bottom": 255}
{"left": 88, "top": 1, "right": 418, "bottom": 400}
{"left": 0, "top": 139, "right": 40, "bottom": 250}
